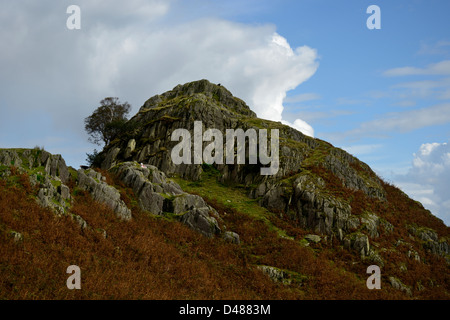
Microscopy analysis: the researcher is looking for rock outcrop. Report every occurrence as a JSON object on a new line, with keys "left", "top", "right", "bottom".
{"left": 0, "top": 148, "right": 235, "bottom": 239}
{"left": 35, "top": 176, "right": 71, "bottom": 214}
{"left": 0, "top": 148, "right": 69, "bottom": 183}
{"left": 99, "top": 81, "right": 385, "bottom": 202}
{"left": 76, "top": 168, "right": 132, "bottom": 221}
{"left": 2, "top": 80, "right": 449, "bottom": 299}
{"left": 111, "top": 162, "right": 222, "bottom": 237}
{"left": 408, "top": 225, "right": 449, "bottom": 263}
{"left": 94, "top": 80, "right": 448, "bottom": 268}
{"left": 0, "top": 148, "right": 72, "bottom": 214}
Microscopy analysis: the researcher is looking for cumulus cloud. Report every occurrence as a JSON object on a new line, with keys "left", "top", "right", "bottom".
{"left": 83, "top": 18, "right": 319, "bottom": 135}
{"left": 282, "top": 119, "right": 315, "bottom": 138}
{"left": 394, "top": 142, "right": 450, "bottom": 226}
{"left": 0, "top": 0, "right": 319, "bottom": 162}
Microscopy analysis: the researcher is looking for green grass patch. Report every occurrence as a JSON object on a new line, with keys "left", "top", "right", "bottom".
{"left": 173, "top": 172, "right": 292, "bottom": 239}
{"left": 50, "top": 179, "right": 62, "bottom": 189}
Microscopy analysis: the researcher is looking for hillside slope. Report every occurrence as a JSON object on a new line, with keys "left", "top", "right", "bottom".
{"left": 0, "top": 80, "right": 449, "bottom": 299}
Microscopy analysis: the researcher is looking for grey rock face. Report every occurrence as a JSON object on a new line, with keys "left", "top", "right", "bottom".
{"left": 94, "top": 80, "right": 390, "bottom": 253}
{"left": 343, "top": 233, "right": 370, "bottom": 258}
{"left": 69, "top": 80, "right": 450, "bottom": 267}
{"left": 102, "top": 147, "right": 121, "bottom": 171}
{"left": 322, "top": 149, "right": 386, "bottom": 200}
{"left": 124, "top": 139, "right": 136, "bottom": 159}
{"left": 111, "top": 162, "right": 223, "bottom": 238}
{"left": 72, "top": 214, "right": 88, "bottom": 230}
{"left": 304, "top": 234, "right": 321, "bottom": 244}
{"left": 178, "top": 207, "right": 221, "bottom": 238}
{"left": 361, "top": 212, "right": 380, "bottom": 238}
{"left": 0, "top": 148, "right": 73, "bottom": 215}
{"left": 98, "top": 78, "right": 385, "bottom": 204}
{"left": 223, "top": 231, "right": 240, "bottom": 244}
{"left": 77, "top": 168, "right": 132, "bottom": 221}
{"left": 389, "top": 276, "right": 412, "bottom": 296}
{"left": 10, "top": 231, "right": 23, "bottom": 243}
{"left": 36, "top": 179, "right": 71, "bottom": 215}
{"left": 408, "top": 226, "right": 449, "bottom": 262}
{"left": 0, "top": 148, "right": 69, "bottom": 183}
{"left": 43, "top": 153, "right": 70, "bottom": 184}
{"left": 258, "top": 266, "right": 292, "bottom": 285}
{"left": 290, "top": 178, "right": 355, "bottom": 236}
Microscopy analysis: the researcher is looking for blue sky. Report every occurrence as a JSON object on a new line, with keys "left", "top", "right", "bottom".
{"left": 0, "top": 0, "right": 449, "bottom": 225}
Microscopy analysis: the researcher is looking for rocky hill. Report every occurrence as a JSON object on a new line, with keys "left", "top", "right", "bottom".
{"left": 1, "top": 80, "right": 449, "bottom": 300}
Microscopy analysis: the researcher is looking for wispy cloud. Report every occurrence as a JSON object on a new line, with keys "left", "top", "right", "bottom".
{"left": 394, "top": 141, "right": 450, "bottom": 225}
{"left": 335, "top": 97, "right": 372, "bottom": 107}
{"left": 393, "top": 100, "right": 416, "bottom": 107}
{"left": 284, "top": 93, "right": 321, "bottom": 103}
{"left": 370, "top": 61, "right": 450, "bottom": 106}
{"left": 383, "top": 60, "right": 450, "bottom": 77}
{"left": 284, "top": 109, "right": 354, "bottom": 123}
{"left": 341, "top": 144, "right": 383, "bottom": 157}
{"left": 393, "top": 77, "right": 450, "bottom": 100}
{"left": 418, "top": 40, "right": 450, "bottom": 56}
{"left": 342, "top": 103, "right": 450, "bottom": 138}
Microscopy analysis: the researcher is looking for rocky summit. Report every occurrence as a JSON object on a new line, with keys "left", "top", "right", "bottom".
{"left": 1, "top": 79, "right": 449, "bottom": 300}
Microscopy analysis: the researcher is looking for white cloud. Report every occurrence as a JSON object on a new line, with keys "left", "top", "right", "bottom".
{"left": 394, "top": 141, "right": 450, "bottom": 226}
{"left": 0, "top": 1, "right": 319, "bottom": 166}
{"left": 84, "top": 0, "right": 170, "bottom": 24}
{"left": 346, "top": 103, "right": 450, "bottom": 137}
{"left": 91, "top": 20, "right": 319, "bottom": 133}
{"left": 335, "top": 97, "right": 372, "bottom": 106}
{"left": 417, "top": 142, "right": 442, "bottom": 156}
{"left": 384, "top": 60, "right": 450, "bottom": 77}
{"left": 393, "top": 100, "right": 416, "bottom": 107}
{"left": 418, "top": 40, "right": 450, "bottom": 56}
{"left": 284, "top": 93, "right": 321, "bottom": 104}
{"left": 341, "top": 144, "right": 383, "bottom": 156}
{"left": 282, "top": 119, "right": 314, "bottom": 138}
{"left": 393, "top": 77, "right": 450, "bottom": 100}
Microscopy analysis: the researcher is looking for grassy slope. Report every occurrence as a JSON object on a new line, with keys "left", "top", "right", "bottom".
{"left": 174, "top": 165, "right": 450, "bottom": 300}
{"left": 0, "top": 161, "right": 448, "bottom": 299}
{"left": 1, "top": 172, "right": 289, "bottom": 300}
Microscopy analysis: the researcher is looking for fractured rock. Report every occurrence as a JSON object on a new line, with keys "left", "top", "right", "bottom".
{"left": 111, "top": 162, "right": 224, "bottom": 238}
{"left": 77, "top": 168, "right": 132, "bottom": 221}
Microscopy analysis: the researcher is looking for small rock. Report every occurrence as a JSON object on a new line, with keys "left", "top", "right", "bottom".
{"left": 10, "top": 231, "right": 23, "bottom": 242}
{"left": 258, "top": 266, "right": 291, "bottom": 285}
{"left": 389, "top": 276, "right": 412, "bottom": 296}
{"left": 72, "top": 214, "right": 88, "bottom": 230}
{"left": 304, "top": 234, "right": 321, "bottom": 244}
{"left": 223, "top": 231, "right": 240, "bottom": 244}
{"left": 77, "top": 168, "right": 131, "bottom": 221}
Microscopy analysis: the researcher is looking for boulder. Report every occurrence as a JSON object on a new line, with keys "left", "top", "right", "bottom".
{"left": 258, "top": 266, "right": 292, "bottom": 285}
{"left": 178, "top": 208, "right": 221, "bottom": 238}
{"left": 304, "top": 234, "right": 321, "bottom": 244}
{"left": 111, "top": 162, "right": 225, "bottom": 238}
{"left": 0, "top": 148, "right": 69, "bottom": 183}
{"left": 77, "top": 168, "right": 132, "bottom": 221}
{"left": 343, "top": 233, "right": 370, "bottom": 258}
{"left": 389, "top": 276, "right": 412, "bottom": 297}
{"left": 10, "top": 231, "right": 23, "bottom": 243}
{"left": 223, "top": 231, "right": 240, "bottom": 244}
{"left": 36, "top": 177, "right": 71, "bottom": 215}
{"left": 408, "top": 225, "right": 449, "bottom": 261}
